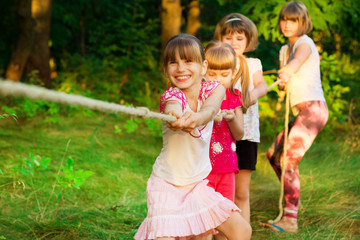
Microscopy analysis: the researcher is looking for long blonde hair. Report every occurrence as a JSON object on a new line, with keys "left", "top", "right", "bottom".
{"left": 205, "top": 41, "right": 250, "bottom": 113}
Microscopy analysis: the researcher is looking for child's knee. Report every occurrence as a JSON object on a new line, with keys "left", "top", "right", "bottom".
{"left": 238, "top": 220, "right": 252, "bottom": 240}
{"left": 228, "top": 212, "right": 252, "bottom": 240}
{"left": 235, "top": 190, "right": 249, "bottom": 203}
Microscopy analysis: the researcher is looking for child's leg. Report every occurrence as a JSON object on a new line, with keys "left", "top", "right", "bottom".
{"left": 190, "top": 235, "right": 212, "bottom": 240}
{"left": 216, "top": 211, "right": 252, "bottom": 240}
{"left": 214, "top": 232, "right": 227, "bottom": 240}
{"left": 234, "top": 170, "right": 252, "bottom": 223}
{"left": 266, "top": 117, "right": 297, "bottom": 180}
{"left": 264, "top": 101, "right": 328, "bottom": 232}
{"left": 282, "top": 101, "right": 328, "bottom": 218}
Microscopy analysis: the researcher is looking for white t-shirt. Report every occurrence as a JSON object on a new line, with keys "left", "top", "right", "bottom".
{"left": 152, "top": 81, "right": 220, "bottom": 186}
{"left": 280, "top": 35, "right": 326, "bottom": 111}
{"left": 235, "top": 58, "right": 262, "bottom": 143}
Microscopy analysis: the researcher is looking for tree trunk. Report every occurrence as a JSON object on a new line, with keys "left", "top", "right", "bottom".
{"left": 185, "top": 0, "right": 200, "bottom": 36}
{"left": 25, "top": 0, "right": 52, "bottom": 88}
{"left": 5, "top": 0, "right": 35, "bottom": 82}
{"left": 80, "top": 8, "right": 86, "bottom": 57}
{"left": 161, "top": 0, "right": 182, "bottom": 49}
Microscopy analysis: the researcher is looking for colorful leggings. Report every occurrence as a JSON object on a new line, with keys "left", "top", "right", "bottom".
{"left": 267, "top": 101, "right": 328, "bottom": 219}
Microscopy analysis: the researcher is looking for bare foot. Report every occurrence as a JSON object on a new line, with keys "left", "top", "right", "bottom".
{"left": 260, "top": 217, "right": 298, "bottom": 233}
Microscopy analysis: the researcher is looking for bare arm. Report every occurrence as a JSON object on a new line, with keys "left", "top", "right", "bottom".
{"left": 250, "top": 70, "right": 268, "bottom": 105}
{"left": 163, "top": 101, "right": 184, "bottom": 131}
{"left": 165, "top": 84, "right": 226, "bottom": 132}
{"left": 223, "top": 106, "right": 244, "bottom": 141}
{"left": 278, "top": 43, "right": 312, "bottom": 84}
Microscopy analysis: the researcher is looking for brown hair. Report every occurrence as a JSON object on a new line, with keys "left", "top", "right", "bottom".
{"left": 205, "top": 41, "right": 250, "bottom": 113}
{"left": 163, "top": 33, "right": 205, "bottom": 68}
{"left": 213, "top": 13, "right": 258, "bottom": 53}
{"left": 278, "top": 1, "right": 313, "bottom": 35}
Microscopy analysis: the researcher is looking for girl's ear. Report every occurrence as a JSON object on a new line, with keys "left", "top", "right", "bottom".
{"left": 201, "top": 60, "right": 208, "bottom": 75}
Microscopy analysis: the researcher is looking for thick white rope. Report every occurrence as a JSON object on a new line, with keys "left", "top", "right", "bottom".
{"left": 0, "top": 79, "right": 177, "bottom": 122}
{"left": 267, "top": 79, "right": 281, "bottom": 91}
{"left": 0, "top": 77, "right": 280, "bottom": 125}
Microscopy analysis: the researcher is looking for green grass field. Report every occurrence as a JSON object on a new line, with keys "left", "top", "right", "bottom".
{"left": 0, "top": 113, "right": 359, "bottom": 239}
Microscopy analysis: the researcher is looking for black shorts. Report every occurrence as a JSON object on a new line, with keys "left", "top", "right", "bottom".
{"left": 236, "top": 140, "right": 258, "bottom": 170}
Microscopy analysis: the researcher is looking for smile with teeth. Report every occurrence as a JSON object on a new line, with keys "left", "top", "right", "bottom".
{"left": 176, "top": 75, "right": 191, "bottom": 81}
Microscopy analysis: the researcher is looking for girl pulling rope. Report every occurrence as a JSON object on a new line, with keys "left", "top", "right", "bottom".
{"left": 261, "top": 1, "right": 328, "bottom": 233}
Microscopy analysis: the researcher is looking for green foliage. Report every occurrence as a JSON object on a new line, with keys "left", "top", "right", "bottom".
{"left": 57, "top": 157, "right": 94, "bottom": 190}
{"left": 321, "top": 52, "right": 351, "bottom": 127}
{"left": 0, "top": 0, "right": 358, "bottom": 142}
{"left": 144, "top": 119, "right": 163, "bottom": 137}
{"left": 0, "top": 113, "right": 17, "bottom": 121}
{"left": 124, "top": 119, "right": 140, "bottom": 134}
{"left": 10, "top": 153, "right": 50, "bottom": 179}
{"left": 0, "top": 153, "right": 50, "bottom": 190}
{"left": 115, "top": 117, "right": 162, "bottom": 138}
{"left": 51, "top": 0, "right": 163, "bottom": 103}
{"left": 1, "top": 98, "right": 62, "bottom": 123}
{"left": 0, "top": 113, "right": 359, "bottom": 238}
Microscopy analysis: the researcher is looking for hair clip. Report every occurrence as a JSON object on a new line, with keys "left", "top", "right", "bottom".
{"left": 225, "top": 17, "right": 241, "bottom": 23}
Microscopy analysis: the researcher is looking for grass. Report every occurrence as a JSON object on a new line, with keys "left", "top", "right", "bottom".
{"left": 0, "top": 112, "right": 359, "bottom": 239}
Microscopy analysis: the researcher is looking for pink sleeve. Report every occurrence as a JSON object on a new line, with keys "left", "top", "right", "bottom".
{"left": 160, "top": 87, "right": 186, "bottom": 113}
{"left": 199, "top": 80, "right": 220, "bottom": 103}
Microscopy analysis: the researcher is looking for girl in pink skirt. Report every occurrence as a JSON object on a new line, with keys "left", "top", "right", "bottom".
{"left": 134, "top": 34, "right": 251, "bottom": 240}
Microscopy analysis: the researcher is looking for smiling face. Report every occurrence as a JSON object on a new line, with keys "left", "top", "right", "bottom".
{"left": 164, "top": 51, "right": 207, "bottom": 92}
{"left": 221, "top": 31, "right": 248, "bottom": 57}
{"left": 280, "top": 17, "right": 300, "bottom": 38}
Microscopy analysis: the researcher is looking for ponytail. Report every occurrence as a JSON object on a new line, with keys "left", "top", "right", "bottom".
{"left": 231, "top": 55, "right": 251, "bottom": 113}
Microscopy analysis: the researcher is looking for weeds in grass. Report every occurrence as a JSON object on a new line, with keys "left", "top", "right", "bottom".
{"left": 0, "top": 114, "right": 358, "bottom": 239}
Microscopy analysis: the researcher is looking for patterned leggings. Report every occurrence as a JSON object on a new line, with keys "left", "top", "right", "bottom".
{"left": 267, "top": 101, "right": 328, "bottom": 219}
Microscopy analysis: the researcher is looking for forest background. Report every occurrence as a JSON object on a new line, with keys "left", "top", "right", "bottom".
{"left": 0, "top": 0, "right": 359, "bottom": 129}
{"left": 0, "top": 0, "right": 359, "bottom": 239}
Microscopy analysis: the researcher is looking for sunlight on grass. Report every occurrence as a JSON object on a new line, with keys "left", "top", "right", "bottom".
{"left": 0, "top": 115, "right": 359, "bottom": 239}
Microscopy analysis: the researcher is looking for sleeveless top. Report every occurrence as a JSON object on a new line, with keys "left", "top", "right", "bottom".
{"left": 209, "top": 88, "right": 242, "bottom": 173}
{"left": 280, "top": 35, "right": 326, "bottom": 111}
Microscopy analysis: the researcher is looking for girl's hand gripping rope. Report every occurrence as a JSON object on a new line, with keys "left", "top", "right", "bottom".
{"left": 277, "top": 66, "right": 294, "bottom": 90}
{"left": 221, "top": 109, "right": 236, "bottom": 122}
{"left": 266, "top": 66, "right": 294, "bottom": 91}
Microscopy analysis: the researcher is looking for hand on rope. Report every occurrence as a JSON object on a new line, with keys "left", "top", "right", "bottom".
{"left": 266, "top": 66, "right": 294, "bottom": 91}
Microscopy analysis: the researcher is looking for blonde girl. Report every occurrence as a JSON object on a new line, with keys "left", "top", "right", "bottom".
{"left": 262, "top": 1, "right": 328, "bottom": 233}
{"left": 214, "top": 13, "right": 268, "bottom": 224}
{"left": 202, "top": 41, "right": 251, "bottom": 240}
{"left": 134, "top": 34, "right": 251, "bottom": 240}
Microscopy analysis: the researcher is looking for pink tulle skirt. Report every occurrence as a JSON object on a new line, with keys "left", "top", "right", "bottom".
{"left": 134, "top": 173, "right": 241, "bottom": 239}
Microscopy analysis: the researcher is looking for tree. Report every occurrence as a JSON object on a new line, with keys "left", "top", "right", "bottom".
{"left": 161, "top": 0, "right": 182, "bottom": 48}
{"left": 185, "top": 0, "right": 201, "bottom": 36}
{"left": 5, "top": 0, "right": 52, "bottom": 88}
{"left": 25, "top": 0, "right": 52, "bottom": 88}
{"left": 5, "top": 0, "right": 35, "bottom": 82}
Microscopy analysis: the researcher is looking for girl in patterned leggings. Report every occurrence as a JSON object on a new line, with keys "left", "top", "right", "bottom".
{"left": 262, "top": 1, "right": 328, "bottom": 233}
